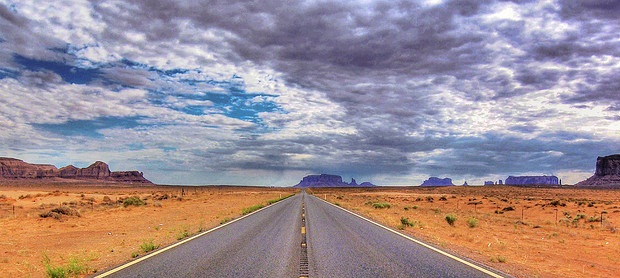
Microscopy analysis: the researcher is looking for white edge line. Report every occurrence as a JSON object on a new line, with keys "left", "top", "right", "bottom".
{"left": 93, "top": 196, "right": 293, "bottom": 277}
{"left": 315, "top": 195, "right": 506, "bottom": 278}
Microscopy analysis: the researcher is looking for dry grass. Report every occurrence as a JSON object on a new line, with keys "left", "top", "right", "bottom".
{"left": 308, "top": 186, "right": 620, "bottom": 278}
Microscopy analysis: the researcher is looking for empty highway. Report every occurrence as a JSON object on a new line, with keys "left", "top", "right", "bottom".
{"left": 96, "top": 191, "right": 504, "bottom": 277}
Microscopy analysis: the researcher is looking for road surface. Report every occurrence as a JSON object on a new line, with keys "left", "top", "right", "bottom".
{"left": 97, "top": 191, "right": 504, "bottom": 277}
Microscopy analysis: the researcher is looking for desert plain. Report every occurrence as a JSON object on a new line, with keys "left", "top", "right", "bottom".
{"left": 309, "top": 186, "right": 620, "bottom": 278}
{"left": 0, "top": 181, "right": 296, "bottom": 277}
{"left": 1, "top": 182, "right": 619, "bottom": 277}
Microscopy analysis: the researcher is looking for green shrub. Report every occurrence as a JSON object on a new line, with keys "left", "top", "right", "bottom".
{"left": 123, "top": 196, "right": 146, "bottom": 207}
{"left": 445, "top": 214, "right": 457, "bottom": 226}
{"left": 372, "top": 202, "right": 391, "bottom": 209}
{"left": 140, "top": 239, "right": 158, "bottom": 253}
{"left": 43, "top": 254, "right": 88, "bottom": 278}
{"left": 242, "top": 204, "right": 264, "bottom": 215}
{"left": 176, "top": 229, "right": 190, "bottom": 240}
{"left": 400, "top": 217, "right": 417, "bottom": 227}
{"left": 467, "top": 217, "right": 478, "bottom": 228}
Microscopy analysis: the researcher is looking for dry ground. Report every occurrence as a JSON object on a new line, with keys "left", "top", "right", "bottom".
{"left": 0, "top": 182, "right": 297, "bottom": 277}
{"left": 308, "top": 186, "right": 620, "bottom": 278}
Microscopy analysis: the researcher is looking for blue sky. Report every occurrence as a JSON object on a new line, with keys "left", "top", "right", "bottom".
{"left": 0, "top": 0, "right": 619, "bottom": 186}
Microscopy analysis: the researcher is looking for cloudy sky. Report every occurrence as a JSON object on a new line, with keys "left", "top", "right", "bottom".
{"left": 0, "top": 0, "right": 618, "bottom": 186}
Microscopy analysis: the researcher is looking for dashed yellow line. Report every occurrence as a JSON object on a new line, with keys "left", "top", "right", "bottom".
{"left": 301, "top": 226, "right": 306, "bottom": 234}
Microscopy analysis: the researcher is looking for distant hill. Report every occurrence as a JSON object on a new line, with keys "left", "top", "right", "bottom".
{"left": 293, "top": 174, "right": 375, "bottom": 188}
{"left": 0, "top": 157, "right": 152, "bottom": 184}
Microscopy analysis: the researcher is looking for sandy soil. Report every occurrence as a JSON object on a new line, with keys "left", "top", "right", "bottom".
{"left": 308, "top": 186, "right": 620, "bottom": 278}
{"left": 0, "top": 182, "right": 297, "bottom": 277}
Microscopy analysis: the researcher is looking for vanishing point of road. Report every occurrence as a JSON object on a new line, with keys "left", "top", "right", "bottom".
{"left": 96, "top": 191, "right": 506, "bottom": 278}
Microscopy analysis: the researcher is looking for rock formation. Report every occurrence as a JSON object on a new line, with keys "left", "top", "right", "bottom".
{"left": 505, "top": 175, "right": 558, "bottom": 186}
{"left": 421, "top": 177, "right": 454, "bottom": 186}
{"left": 0, "top": 157, "right": 57, "bottom": 178}
{"left": 484, "top": 181, "right": 494, "bottom": 185}
{"left": 576, "top": 154, "right": 620, "bottom": 186}
{"left": 0, "top": 157, "right": 152, "bottom": 184}
{"left": 293, "top": 174, "right": 375, "bottom": 187}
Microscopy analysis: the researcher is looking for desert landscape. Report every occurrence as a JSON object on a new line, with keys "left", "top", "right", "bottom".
{"left": 308, "top": 186, "right": 620, "bottom": 278}
{"left": 0, "top": 182, "right": 297, "bottom": 277}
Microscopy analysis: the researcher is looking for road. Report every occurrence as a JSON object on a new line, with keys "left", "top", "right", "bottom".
{"left": 97, "top": 191, "right": 504, "bottom": 277}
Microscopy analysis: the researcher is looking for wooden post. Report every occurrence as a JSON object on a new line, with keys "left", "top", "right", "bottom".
{"left": 13, "top": 205, "right": 15, "bottom": 216}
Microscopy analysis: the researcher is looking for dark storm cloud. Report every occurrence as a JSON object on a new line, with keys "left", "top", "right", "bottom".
{"left": 2, "top": 0, "right": 619, "bottom": 185}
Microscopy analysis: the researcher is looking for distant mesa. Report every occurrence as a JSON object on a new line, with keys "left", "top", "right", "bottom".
{"left": 484, "top": 181, "right": 495, "bottom": 185}
{"left": 0, "top": 157, "right": 152, "bottom": 184}
{"left": 293, "top": 174, "right": 375, "bottom": 187}
{"left": 421, "top": 177, "right": 453, "bottom": 186}
{"left": 505, "top": 175, "right": 559, "bottom": 186}
{"left": 576, "top": 154, "right": 620, "bottom": 187}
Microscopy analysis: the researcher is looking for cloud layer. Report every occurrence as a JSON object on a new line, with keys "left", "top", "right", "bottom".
{"left": 0, "top": 0, "right": 618, "bottom": 185}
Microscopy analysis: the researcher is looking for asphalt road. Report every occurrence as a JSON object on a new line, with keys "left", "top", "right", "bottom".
{"left": 101, "top": 194, "right": 303, "bottom": 278}
{"left": 97, "top": 191, "right": 504, "bottom": 278}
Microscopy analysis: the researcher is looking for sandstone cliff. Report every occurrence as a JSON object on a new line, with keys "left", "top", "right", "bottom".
{"left": 0, "top": 157, "right": 152, "bottom": 184}
{"left": 505, "top": 175, "right": 559, "bottom": 186}
{"left": 421, "top": 177, "right": 454, "bottom": 186}
{"left": 293, "top": 174, "right": 375, "bottom": 187}
{"left": 577, "top": 154, "right": 620, "bottom": 186}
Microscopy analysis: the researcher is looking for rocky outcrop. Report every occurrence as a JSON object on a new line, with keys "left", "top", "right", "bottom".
{"left": 293, "top": 174, "right": 375, "bottom": 187}
{"left": 0, "top": 157, "right": 152, "bottom": 184}
{"left": 421, "top": 177, "right": 453, "bottom": 186}
{"left": 505, "top": 175, "right": 558, "bottom": 185}
{"left": 577, "top": 154, "right": 620, "bottom": 186}
{"left": 0, "top": 157, "right": 57, "bottom": 178}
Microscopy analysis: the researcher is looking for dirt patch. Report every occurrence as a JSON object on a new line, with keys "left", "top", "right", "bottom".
{"left": 309, "top": 186, "right": 620, "bottom": 278}
{"left": 0, "top": 183, "right": 297, "bottom": 277}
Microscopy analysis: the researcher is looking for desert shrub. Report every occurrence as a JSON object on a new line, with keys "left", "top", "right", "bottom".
{"left": 415, "top": 197, "right": 423, "bottom": 202}
{"left": 372, "top": 202, "right": 391, "bottom": 209}
{"left": 490, "top": 255, "right": 507, "bottom": 263}
{"left": 40, "top": 206, "right": 81, "bottom": 220}
{"left": 439, "top": 196, "right": 448, "bottom": 201}
{"left": 400, "top": 217, "right": 417, "bottom": 227}
{"left": 502, "top": 206, "right": 515, "bottom": 212}
{"left": 123, "top": 196, "right": 146, "bottom": 207}
{"left": 425, "top": 196, "right": 434, "bottom": 202}
{"left": 467, "top": 217, "right": 478, "bottom": 228}
{"left": 43, "top": 254, "right": 88, "bottom": 278}
{"left": 140, "top": 239, "right": 159, "bottom": 253}
{"left": 176, "top": 229, "right": 190, "bottom": 240}
{"left": 445, "top": 214, "right": 457, "bottom": 226}
{"left": 549, "top": 200, "right": 566, "bottom": 207}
